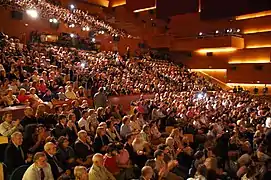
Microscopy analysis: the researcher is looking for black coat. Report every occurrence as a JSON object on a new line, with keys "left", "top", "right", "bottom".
{"left": 4, "top": 143, "right": 25, "bottom": 173}
{"left": 74, "top": 140, "right": 93, "bottom": 161}
{"left": 93, "top": 135, "right": 109, "bottom": 154}
{"left": 45, "top": 153, "right": 64, "bottom": 180}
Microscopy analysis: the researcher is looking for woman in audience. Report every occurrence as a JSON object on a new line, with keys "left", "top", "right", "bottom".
{"left": 106, "top": 119, "right": 122, "bottom": 143}
{"left": 120, "top": 116, "right": 132, "bottom": 139}
{"left": 93, "top": 126, "right": 110, "bottom": 154}
{"left": 17, "top": 88, "right": 30, "bottom": 104}
{"left": 3, "top": 88, "right": 19, "bottom": 106}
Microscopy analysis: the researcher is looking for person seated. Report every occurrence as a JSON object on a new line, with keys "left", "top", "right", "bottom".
{"left": 74, "top": 130, "right": 93, "bottom": 167}
{"left": 120, "top": 116, "right": 132, "bottom": 140}
{"left": 0, "top": 112, "right": 22, "bottom": 137}
{"left": 65, "top": 85, "right": 77, "bottom": 100}
{"left": 87, "top": 109, "right": 99, "bottom": 136}
{"left": 57, "top": 86, "right": 67, "bottom": 100}
{"left": 78, "top": 110, "right": 90, "bottom": 133}
{"left": 44, "top": 142, "right": 65, "bottom": 180}
{"left": 37, "top": 79, "right": 47, "bottom": 95}
{"left": 154, "top": 149, "right": 182, "bottom": 180}
{"left": 3, "top": 88, "right": 19, "bottom": 106}
{"left": 29, "top": 87, "right": 43, "bottom": 107}
{"left": 140, "top": 166, "right": 154, "bottom": 180}
{"left": 20, "top": 106, "right": 37, "bottom": 127}
{"left": 55, "top": 115, "right": 70, "bottom": 138}
{"left": 93, "top": 126, "right": 110, "bottom": 154}
{"left": 22, "top": 152, "right": 54, "bottom": 180}
{"left": 17, "top": 88, "right": 30, "bottom": 105}
{"left": 42, "top": 89, "right": 54, "bottom": 102}
{"left": 130, "top": 114, "right": 141, "bottom": 132}
{"left": 4, "top": 132, "right": 32, "bottom": 174}
{"left": 8, "top": 79, "right": 19, "bottom": 94}
{"left": 88, "top": 153, "right": 116, "bottom": 180}
{"left": 106, "top": 119, "right": 122, "bottom": 143}
{"left": 76, "top": 86, "right": 87, "bottom": 98}
{"left": 74, "top": 166, "right": 88, "bottom": 180}
{"left": 56, "top": 136, "right": 76, "bottom": 170}
{"left": 27, "top": 124, "right": 50, "bottom": 153}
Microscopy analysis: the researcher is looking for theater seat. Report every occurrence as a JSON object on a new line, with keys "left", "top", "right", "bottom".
{"left": 9, "top": 165, "right": 29, "bottom": 180}
{"left": 0, "top": 136, "right": 8, "bottom": 162}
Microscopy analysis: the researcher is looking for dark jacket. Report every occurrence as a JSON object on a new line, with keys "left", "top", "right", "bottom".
{"left": 4, "top": 143, "right": 25, "bottom": 173}
{"left": 93, "top": 135, "right": 109, "bottom": 154}
{"left": 74, "top": 140, "right": 93, "bottom": 161}
{"left": 45, "top": 153, "right": 65, "bottom": 180}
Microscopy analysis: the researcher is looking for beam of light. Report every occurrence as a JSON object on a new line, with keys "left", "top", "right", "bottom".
{"left": 133, "top": 6, "right": 156, "bottom": 13}
{"left": 236, "top": 10, "right": 271, "bottom": 20}
{"left": 196, "top": 47, "right": 237, "bottom": 53}
{"left": 228, "top": 60, "right": 270, "bottom": 64}
{"left": 191, "top": 69, "right": 227, "bottom": 72}
{"left": 243, "top": 28, "right": 271, "bottom": 34}
{"left": 246, "top": 44, "right": 271, "bottom": 49}
{"left": 227, "top": 83, "right": 271, "bottom": 87}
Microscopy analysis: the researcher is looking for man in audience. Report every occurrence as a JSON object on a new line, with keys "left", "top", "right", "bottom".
{"left": 20, "top": 107, "right": 37, "bottom": 127}
{"left": 4, "top": 131, "right": 31, "bottom": 174}
{"left": 94, "top": 87, "right": 107, "bottom": 109}
{"left": 22, "top": 152, "right": 54, "bottom": 180}
{"left": 140, "top": 166, "right": 154, "bottom": 180}
{"left": 0, "top": 111, "right": 23, "bottom": 136}
{"left": 44, "top": 142, "right": 65, "bottom": 179}
{"left": 88, "top": 153, "right": 116, "bottom": 180}
{"left": 74, "top": 166, "right": 88, "bottom": 180}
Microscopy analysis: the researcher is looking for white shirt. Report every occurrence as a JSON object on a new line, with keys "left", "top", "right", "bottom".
{"left": 22, "top": 163, "right": 54, "bottom": 180}
{"left": 78, "top": 117, "right": 90, "bottom": 131}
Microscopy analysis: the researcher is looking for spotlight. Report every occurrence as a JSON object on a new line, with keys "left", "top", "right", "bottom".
{"left": 70, "top": 33, "right": 75, "bottom": 38}
{"left": 226, "top": 29, "right": 230, "bottom": 33}
{"left": 26, "top": 9, "right": 38, "bottom": 19}
{"left": 49, "top": 19, "right": 53, "bottom": 23}
{"left": 215, "top": 30, "right": 219, "bottom": 34}
{"left": 92, "top": 38, "right": 95, "bottom": 42}
{"left": 70, "top": 4, "right": 75, "bottom": 9}
{"left": 229, "top": 28, "right": 233, "bottom": 32}
{"left": 236, "top": 29, "right": 241, "bottom": 32}
{"left": 199, "top": 32, "right": 203, "bottom": 36}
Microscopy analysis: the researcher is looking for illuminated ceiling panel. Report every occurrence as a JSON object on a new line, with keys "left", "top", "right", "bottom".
{"left": 195, "top": 47, "right": 237, "bottom": 54}
{"left": 236, "top": 10, "right": 271, "bottom": 20}
{"left": 228, "top": 59, "right": 270, "bottom": 64}
{"left": 243, "top": 28, "right": 271, "bottom": 34}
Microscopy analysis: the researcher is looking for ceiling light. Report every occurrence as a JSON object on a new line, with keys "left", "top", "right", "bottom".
{"left": 70, "top": 4, "right": 75, "bottom": 9}
{"left": 70, "top": 33, "right": 75, "bottom": 38}
{"left": 26, "top": 9, "right": 38, "bottom": 19}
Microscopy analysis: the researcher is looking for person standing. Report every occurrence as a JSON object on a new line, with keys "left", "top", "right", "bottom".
{"left": 94, "top": 87, "right": 107, "bottom": 109}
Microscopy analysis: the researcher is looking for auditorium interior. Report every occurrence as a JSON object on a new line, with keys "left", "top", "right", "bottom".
{"left": 0, "top": 0, "right": 271, "bottom": 180}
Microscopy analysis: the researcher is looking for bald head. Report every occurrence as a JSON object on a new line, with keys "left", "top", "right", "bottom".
{"left": 44, "top": 142, "right": 56, "bottom": 155}
{"left": 92, "top": 153, "right": 103, "bottom": 167}
{"left": 141, "top": 166, "right": 153, "bottom": 179}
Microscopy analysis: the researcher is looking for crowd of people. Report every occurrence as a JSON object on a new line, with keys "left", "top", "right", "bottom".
{"left": 0, "top": 5, "right": 271, "bottom": 180}
{"left": 0, "top": 0, "right": 130, "bottom": 37}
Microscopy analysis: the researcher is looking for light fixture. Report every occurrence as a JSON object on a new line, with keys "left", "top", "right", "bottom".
{"left": 228, "top": 59, "right": 270, "bottom": 64}
{"left": 70, "top": 4, "right": 75, "bottom": 9}
{"left": 246, "top": 44, "right": 271, "bottom": 49}
{"left": 133, "top": 6, "right": 156, "bottom": 13}
{"left": 215, "top": 30, "right": 219, "bottom": 34}
{"left": 191, "top": 69, "right": 227, "bottom": 72}
{"left": 26, "top": 9, "right": 38, "bottom": 19}
{"left": 227, "top": 83, "right": 271, "bottom": 87}
{"left": 52, "top": 18, "right": 58, "bottom": 23}
{"left": 196, "top": 47, "right": 237, "bottom": 53}
{"left": 25, "top": 24, "right": 28, "bottom": 26}
{"left": 236, "top": 10, "right": 271, "bottom": 20}
{"left": 82, "top": 27, "right": 86, "bottom": 31}
{"left": 92, "top": 38, "right": 95, "bottom": 42}
{"left": 70, "top": 33, "right": 75, "bottom": 38}
{"left": 199, "top": 32, "right": 203, "bottom": 36}
{"left": 49, "top": 19, "right": 53, "bottom": 23}
{"left": 236, "top": 29, "right": 241, "bottom": 32}
{"left": 243, "top": 28, "right": 271, "bottom": 34}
